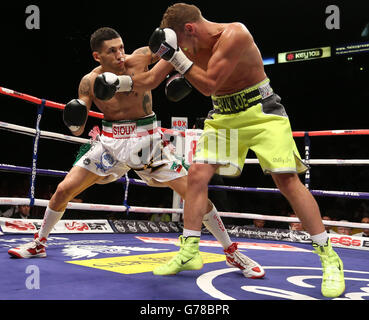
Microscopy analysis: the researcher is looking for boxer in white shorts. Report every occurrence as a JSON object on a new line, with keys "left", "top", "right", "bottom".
{"left": 75, "top": 113, "right": 186, "bottom": 187}
{"left": 8, "top": 27, "right": 265, "bottom": 279}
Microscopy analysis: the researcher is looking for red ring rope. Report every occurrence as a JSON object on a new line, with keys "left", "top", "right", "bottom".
{"left": 2, "top": 86, "right": 369, "bottom": 137}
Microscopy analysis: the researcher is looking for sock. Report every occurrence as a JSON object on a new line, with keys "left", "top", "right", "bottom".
{"left": 183, "top": 228, "right": 201, "bottom": 238}
{"left": 202, "top": 203, "right": 232, "bottom": 249}
{"left": 38, "top": 206, "right": 65, "bottom": 240}
{"left": 311, "top": 231, "right": 329, "bottom": 246}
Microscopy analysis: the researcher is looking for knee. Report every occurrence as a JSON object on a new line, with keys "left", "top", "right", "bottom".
{"left": 54, "top": 181, "right": 74, "bottom": 202}
{"left": 187, "top": 164, "right": 213, "bottom": 189}
{"left": 273, "top": 174, "right": 301, "bottom": 195}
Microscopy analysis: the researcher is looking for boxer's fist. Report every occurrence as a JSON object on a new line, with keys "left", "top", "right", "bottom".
{"left": 94, "top": 72, "right": 120, "bottom": 100}
{"left": 149, "top": 28, "right": 193, "bottom": 74}
{"left": 63, "top": 99, "right": 87, "bottom": 132}
{"left": 149, "top": 28, "right": 178, "bottom": 61}
{"left": 165, "top": 73, "right": 192, "bottom": 102}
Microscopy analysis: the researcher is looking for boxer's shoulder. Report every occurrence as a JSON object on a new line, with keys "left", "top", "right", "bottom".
{"left": 78, "top": 72, "right": 95, "bottom": 97}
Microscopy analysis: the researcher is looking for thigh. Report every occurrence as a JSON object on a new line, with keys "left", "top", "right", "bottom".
{"left": 134, "top": 136, "right": 187, "bottom": 185}
{"left": 162, "top": 175, "right": 188, "bottom": 199}
{"left": 49, "top": 166, "right": 104, "bottom": 210}
{"left": 135, "top": 157, "right": 187, "bottom": 188}
{"left": 195, "top": 114, "right": 249, "bottom": 177}
{"left": 248, "top": 101, "right": 305, "bottom": 174}
{"left": 75, "top": 138, "right": 131, "bottom": 183}
{"left": 59, "top": 165, "right": 103, "bottom": 194}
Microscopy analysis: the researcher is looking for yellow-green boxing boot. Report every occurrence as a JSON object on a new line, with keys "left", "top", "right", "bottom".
{"left": 313, "top": 239, "right": 345, "bottom": 298}
{"left": 153, "top": 236, "right": 203, "bottom": 275}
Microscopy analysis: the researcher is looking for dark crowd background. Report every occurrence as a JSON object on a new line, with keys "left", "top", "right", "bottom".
{"left": 0, "top": 1, "right": 368, "bottom": 226}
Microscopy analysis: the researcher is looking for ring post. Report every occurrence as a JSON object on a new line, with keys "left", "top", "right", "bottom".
{"left": 304, "top": 131, "right": 311, "bottom": 189}
{"left": 28, "top": 99, "right": 45, "bottom": 206}
{"left": 123, "top": 173, "right": 130, "bottom": 215}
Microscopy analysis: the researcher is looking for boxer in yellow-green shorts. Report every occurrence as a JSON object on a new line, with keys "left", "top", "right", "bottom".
{"left": 194, "top": 78, "right": 308, "bottom": 176}
{"left": 149, "top": 3, "right": 345, "bottom": 298}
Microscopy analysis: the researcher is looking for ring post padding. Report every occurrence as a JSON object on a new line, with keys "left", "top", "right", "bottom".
{"left": 123, "top": 173, "right": 130, "bottom": 215}
{"left": 28, "top": 99, "right": 45, "bottom": 206}
{"left": 304, "top": 131, "right": 311, "bottom": 189}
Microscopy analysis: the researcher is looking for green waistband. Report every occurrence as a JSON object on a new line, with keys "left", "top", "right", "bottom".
{"left": 102, "top": 114, "right": 156, "bottom": 128}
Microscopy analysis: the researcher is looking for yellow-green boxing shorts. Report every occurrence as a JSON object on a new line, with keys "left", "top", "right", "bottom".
{"left": 193, "top": 79, "right": 308, "bottom": 177}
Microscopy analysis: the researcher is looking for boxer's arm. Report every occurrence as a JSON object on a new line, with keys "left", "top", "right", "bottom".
{"left": 68, "top": 75, "right": 93, "bottom": 136}
{"left": 131, "top": 59, "right": 174, "bottom": 91}
{"left": 94, "top": 60, "right": 172, "bottom": 95}
{"left": 78, "top": 75, "right": 93, "bottom": 108}
{"left": 132, "top": 46, "right": 160, "bottom": 65}
{"left": 184, "top": 30, "right": 250, "bottom": 96}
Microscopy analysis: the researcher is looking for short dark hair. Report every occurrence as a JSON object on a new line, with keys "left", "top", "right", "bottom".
{"left": 90, "top": 27, "right": 121, "bottom": 52}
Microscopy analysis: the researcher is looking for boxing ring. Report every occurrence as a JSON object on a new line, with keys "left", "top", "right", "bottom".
{"left": 1, "top": 87, "right": 369, "bottom": 303}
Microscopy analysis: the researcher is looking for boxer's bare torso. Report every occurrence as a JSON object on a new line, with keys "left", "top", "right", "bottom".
{"left": 79, "top": 40, "right": 157, "bottom": 123}
{"left": 179, "top": 22, "right": 267, "bottom": 96}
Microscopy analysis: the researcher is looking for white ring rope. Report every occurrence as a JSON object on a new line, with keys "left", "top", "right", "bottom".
{"left": 0, "top": 197, "right": 128, "bottom": 212}
{"left": 1, "top": 197, "right": 369, "bottom": 230}
{"left": 1, "top": 120, "right": 369, "bottom": 166}
{"left": 0, "top": 121, "right": 89, "bottom": 145}
{"left": 245, "top": 159, "right": 369, "bottom": 166}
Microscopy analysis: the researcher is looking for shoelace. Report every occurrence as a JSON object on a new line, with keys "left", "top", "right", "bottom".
{"left": 17, "top": 240, "right": 39, "bottom": 249}
{"left": 165, "top": 244, "right": 188, "bottom": 267}
{"left": 321, "top": 256, "right": 341, "bottom": 280}
{"left": 229, "top": 250, "right": 256, "bottom": 268}
{"left": 35, "top": 238, "right": 47, "bottom": 247}
{"left": 18, "top": 238, "right": 47, "bottom": 249}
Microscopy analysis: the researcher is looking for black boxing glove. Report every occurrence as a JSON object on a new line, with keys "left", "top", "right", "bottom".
{"left": 149, "top": 28, "right": 193, "bottom": 74}
{"left": 63, "top": 99, "right": 88, "bottom": 132}
{"left": 165, "top": 73, "right": 192, "bottom": 102}
{"left": 94, "top": 72, "right": 133, "bottom": 100}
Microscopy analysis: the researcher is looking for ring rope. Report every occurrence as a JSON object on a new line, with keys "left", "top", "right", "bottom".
{"left": 2, "top": 86, "right": 369, "bottom": 138}
{"left": 1, "top": 197, "right": 369, "bottom": 230}
{"left": 2, "top": 85, "right": 369, "bottom": 193}
{"left": 0, "top": 87, "right": 103, "bottom": 119}
{"left": 1, "top": 163, "right": 369, "bottom": 201}
{"left": 0, "top": 121, "right": 89, "bottom": 145}
{"left": 2, "top": 86, "right": 369, "bottom": 230}
{"left": 2, "top": 121, "right": 369, "bottom": 166}
{"left": 0, "top": 197, "right": 127, "bottom": 212}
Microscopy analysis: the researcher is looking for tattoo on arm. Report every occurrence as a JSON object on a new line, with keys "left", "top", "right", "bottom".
{"left": 150, "top": 53, "right": 160, "bottom": 65}
{"left": 78, "top": 76, "right": 91, "bottom": 97}
{"left": 134, "top": 47, "right": 149, "bottom": 55}
{"left": 134, "top": 46, "right": 160, "bottom": 65}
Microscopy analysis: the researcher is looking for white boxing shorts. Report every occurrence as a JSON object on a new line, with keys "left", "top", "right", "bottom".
{"left": 74, "top": 113, "right": 187, "bottom": 186}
